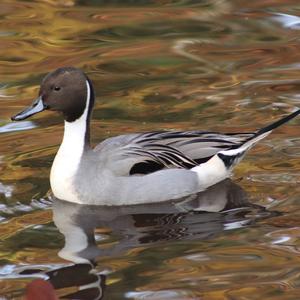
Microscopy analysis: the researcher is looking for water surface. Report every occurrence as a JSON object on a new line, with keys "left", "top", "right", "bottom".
{"left": 1, "top": 0, "right": 300, "bottom": 299}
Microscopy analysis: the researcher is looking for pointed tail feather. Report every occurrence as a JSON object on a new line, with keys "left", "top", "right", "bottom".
{"left": 192, "top": 108, "right": 300, "bottom": 190}
{"left": 254, "top": 108, "right": 300, "bottom": 138}
{"left": 218, "top": 108, "right": 300, "bottom": 169}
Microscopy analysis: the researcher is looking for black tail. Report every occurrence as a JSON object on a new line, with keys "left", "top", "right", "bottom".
{"left": 218, "top": 108, "right": 300, "bottom": 169}
{"left": 254, "top": 108, "right": 300, "bottom": 138}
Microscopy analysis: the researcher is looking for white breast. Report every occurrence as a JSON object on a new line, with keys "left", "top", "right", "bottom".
{"left": 50, "top": 80, "right": 91, "bottom": 203}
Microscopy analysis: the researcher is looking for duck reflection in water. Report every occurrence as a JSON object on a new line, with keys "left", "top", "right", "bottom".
{"left": 23, "top": 179, "right": 277, "bottom": 300}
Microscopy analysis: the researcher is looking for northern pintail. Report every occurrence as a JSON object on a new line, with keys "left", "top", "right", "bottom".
{"left": 11, "top": 67, "right": 300, "bottom": 205}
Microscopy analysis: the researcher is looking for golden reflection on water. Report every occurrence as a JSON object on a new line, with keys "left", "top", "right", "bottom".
{"left": 1, "top": 0, "right": 300, "bottom": 299}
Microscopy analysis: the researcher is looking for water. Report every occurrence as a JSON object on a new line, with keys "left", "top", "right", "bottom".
{"left": 1, "top": 0, "right": 300, "bottom": 299}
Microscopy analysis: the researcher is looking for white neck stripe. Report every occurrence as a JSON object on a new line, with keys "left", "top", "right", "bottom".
{"left": 50, "top": 79, "right": 92, "bottom": 203}
{"left": 85, "top": 79, "right": 91, "bottom": 119}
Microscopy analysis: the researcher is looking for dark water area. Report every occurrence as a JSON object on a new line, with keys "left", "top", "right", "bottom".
{"left": 1, "top": 0, "right": 300, "bottom": 299}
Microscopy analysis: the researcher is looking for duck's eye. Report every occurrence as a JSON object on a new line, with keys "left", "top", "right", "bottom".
{"left": 54, "top": 86, "right": 61, "bottom": 91}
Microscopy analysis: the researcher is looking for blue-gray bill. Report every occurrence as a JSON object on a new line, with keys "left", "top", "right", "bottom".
{"left": 11, "top": 96, "right": 46, "bottom": 121}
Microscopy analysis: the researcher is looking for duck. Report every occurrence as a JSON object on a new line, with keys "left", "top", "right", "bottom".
{"left": 11, "top": 67, "right": 300, "bottom": 205}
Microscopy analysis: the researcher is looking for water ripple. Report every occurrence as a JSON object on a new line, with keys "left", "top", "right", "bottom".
{"left": 0, "top": 121, "right": 36, "bottom": 133}
{"left": 272, "top": 13, "right": 300, "bottom": 30}
{"left": 2, "top": 1, "right": 300, "bottom": 299}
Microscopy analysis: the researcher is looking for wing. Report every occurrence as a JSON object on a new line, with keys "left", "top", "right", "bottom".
{"left": 94, "top": 130, "right": 255, "bottom": 176}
